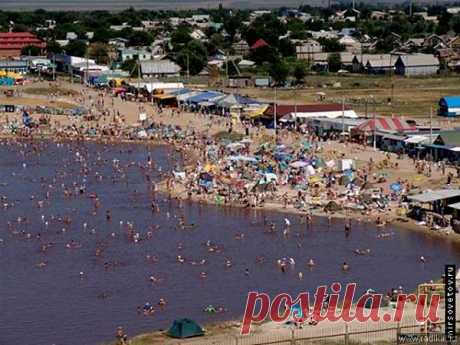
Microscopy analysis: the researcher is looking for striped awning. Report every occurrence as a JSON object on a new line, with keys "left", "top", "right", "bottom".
{"left": 355, "top": 118, "right": 416, "bottom": 133}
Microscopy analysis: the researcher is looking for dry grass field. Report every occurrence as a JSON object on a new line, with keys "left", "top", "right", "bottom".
{"left": 230, "top": 74, "right": 460, "bottom": 118}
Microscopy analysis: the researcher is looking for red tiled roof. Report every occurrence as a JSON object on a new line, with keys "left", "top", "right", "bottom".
{"left": 0, "top": 32, "right": 37, "bottom": 38}
{"left": 250, "top": 38, "right": 269, "bottom": 50}
{"left": 0, "top": 32, "right": 45, "bottom": 52}
{"left": 355, "top": 118, "right": 416, "bottom": 132}
{"left": 265, "top": 104, "right": 352, "bottom": 117}
{"left": 0, "top": 43, "right": 46, "bottom": 49}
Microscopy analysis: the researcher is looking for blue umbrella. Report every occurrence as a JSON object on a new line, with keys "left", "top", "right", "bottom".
{"left": 390, "top": 183, "right": 402, "bottom": 192}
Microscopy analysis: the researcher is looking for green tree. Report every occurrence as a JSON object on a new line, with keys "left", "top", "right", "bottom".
{"left": 278, "top": 39, "right": 295, "bottom": 57}
{"left": 318, "top": 38, "right": 345, "bottom": 52}
{"left": 452, "top": 16, "right": 460, "bottom": 34}
{"left": 171, "top": 26, "right": 192, "bottom": 50}
{"left": 121, "top": 58, "right": 139, "bottom": 77}
{"left": 92, "top": 27, "right": 113, "bottom": 43}
{"left": 21, "top": 44, "right": 41, "bottom": 56}
{"left": 269, "top": 61, "right": 289, "bottom": 86}
{"left": 47, "top": 41, "right": 63, "bottom": 55}
{"left": 207, "top": 33, "right": 225, "bottom": 55}
{"left": 88, "top": 42, "right": 109, "bottom": 64}
{"left": 128, "top": 31, "right": 154, "bottom": 47}
{"left": 327, "top": 52, "right": 342, "bottom": 72}
{"left": 249, "top": 45, "right": 279, "bottom": 65}
{"left": 177, "top": 40, "right": 208, "bottom": 75}
{"left": 293, "top": 62, "right": 307, "bottom": 84}
{"left": 65, "top": 40, "right": 87, "bottom": 57}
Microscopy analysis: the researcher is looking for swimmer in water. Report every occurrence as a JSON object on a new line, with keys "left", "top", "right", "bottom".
{"left": 342, "top": 262, "right": 349, "bottom": 271}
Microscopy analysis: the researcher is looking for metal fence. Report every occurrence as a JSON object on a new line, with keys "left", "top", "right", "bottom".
{"left": 178, "top": 321, "right": 460, "bottom": 345}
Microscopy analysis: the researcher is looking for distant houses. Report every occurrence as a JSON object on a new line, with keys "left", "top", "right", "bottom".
{"left": 297, "top": 51, "right": 441, "bottom": 76}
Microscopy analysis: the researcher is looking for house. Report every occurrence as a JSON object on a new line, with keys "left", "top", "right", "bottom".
{"left": 331, "top": 9, "right": 360, "bottom": 22}
{"left": 414, "top": 12, "right": 438, "bottom": 23}
{"left": 232, "top": 40, "right": 249, "bottom": 57}
{"left": 250, "top": 10, "right": 271, "bottom": 21}
{"left": 438, "top": 96, "right": 460, "bottom": 117}
{"left": 296, "top": 39, "right": 323, "bottom": 59}
{"left": 110, "top": 23, "right": 131, "bottom": 31}
{"left": 140, "top": 59, "right": 181, "bottom": 78}
{"left": 309, "top": 30, "right": 339, "bottom": 40}
{"left": 306, "top": 52, "right": 354, "bottom": 71}
{"left": 447, "top": 7, "right": 460, "bottom": 14}
{"left": 0, "top": 32, "right": 46, "bottom": 58}
{"left": 395, "top": 54, "right": 439, "bottom": 76}
{"left": 423, "top": 34, "right": 446, "bottom": 51}
{"left": 190, "top": 15, "right": 211, "bottom": 27}
{"left": 338, "top": 36, "right": 361, "bottom": 53}
{"left": 118, "top": 48, "right": 152, "bottom": 62}
{"left": 238, "top": 59, "right": 255, "bottom": 69}
{"left": 352, "top": 54, "right": 394, "bottom": 74}
{"left": 263, "top": 104, "right": 358, "bottom": 122}
{"left": 366, "top": 57, "right": 395, "bottom": 74}
{"left": 54, "top": 54, "right": 95, "bottom": 72}
{"left": 401, "top": 38, "right": 425, "bottom": 53}
{"left": 66, "top": 32, "right": 78, "bottom": 41}
{"left": 449, "top": 36, "right": 460, "bottom": 51}
{"left": 56, "top": 40, "right": 69, "bottom": 47}
{"left": 141, "top": 20, "right": 161, "bottom": 30}
{"left": 0, "top": 59, "right": 28, "bottom": 73}
{"left": 227, "top": 75, "right": 253, "bottom": 88}
{"left": 250, "top": 39, "right": 269, "bottom": 50}
{"left": 109, "top": 38, "right": 129, "bottom": 49}
{"left": 370, "top": 11, "right": 387, "bottom": 20}
{"left": 190, "top": 29, "right": 207, "bottom": 41}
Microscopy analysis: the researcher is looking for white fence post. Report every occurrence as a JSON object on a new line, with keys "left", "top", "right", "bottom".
{"left": 345, "top": 323, "right": 349, "bottom": 345}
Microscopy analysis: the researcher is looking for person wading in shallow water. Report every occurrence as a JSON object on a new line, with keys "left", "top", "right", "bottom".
{"left": 115, "top": 326, "right": 128, "bottom": 345}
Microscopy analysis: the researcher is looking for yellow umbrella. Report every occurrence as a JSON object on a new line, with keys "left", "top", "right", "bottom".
{"left": 309, "top": 176, "right": 321, "bottom": 184}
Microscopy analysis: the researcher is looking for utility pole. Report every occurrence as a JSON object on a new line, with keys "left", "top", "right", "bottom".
{"left": 409, "top": 0, "right": 414, "bottom": 17}
{"left": 137, "top": 56, "right": 141, "bottom": 89}
{"left": 225, "top": 50, "right": 229, "bottom": 84}
{"left": 365, "top": 96, "right": 368, "bottom": 119}
{"left": 373, "top": 105, "right": 377, "bottom": 151}
{"left": 294, "top": 89, "right": 297, "bottom": 132}
{"left": 274, "top": 87, "right": 277, "bottom": 142}
{"left": 186, "top": 52, "right": 190, "bottom": 82}
{"left": 342, "top": 96, "right": 345, "bottom": 135}
{"left": 137, "top": 56, "right": 141, "bottom": 104}
{"left": 430, "top": 106, "right": 433, "bottom": 161}
{"left": 52, "top": 54, "right": 56, "bottom": 82}
{"left": 85, "top": 48, "right": 89, "bottom": 85}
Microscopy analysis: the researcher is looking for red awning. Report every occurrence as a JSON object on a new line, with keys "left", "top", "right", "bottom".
{"left": 354, "top": 118, "right": 416, "bottom": 133}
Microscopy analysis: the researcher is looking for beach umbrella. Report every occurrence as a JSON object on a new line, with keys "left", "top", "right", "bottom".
{"left": 390, "top": 182, "right": 402, "bottom": 193}
{"left": 290, "top": 161, "right": 309, "bottom": 168}
{"left": 227, "top": 155, "right": 258, "bottom": 163}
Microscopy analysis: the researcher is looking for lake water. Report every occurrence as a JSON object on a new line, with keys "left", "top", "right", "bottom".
{"left": 0, "top": 140, "right": 459, "bottom": 345}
